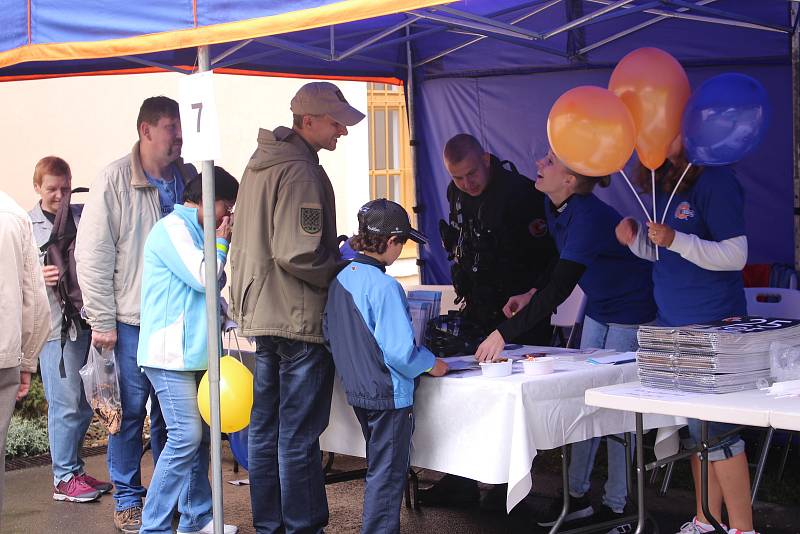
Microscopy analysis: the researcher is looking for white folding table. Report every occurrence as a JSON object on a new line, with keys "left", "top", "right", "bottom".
{"left": 585, "top": 382, "right": 799, "bottom": 534}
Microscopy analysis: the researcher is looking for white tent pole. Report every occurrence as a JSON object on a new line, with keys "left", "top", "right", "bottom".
{"left": 197, "top": 45, "right": 225, "bottom": 534}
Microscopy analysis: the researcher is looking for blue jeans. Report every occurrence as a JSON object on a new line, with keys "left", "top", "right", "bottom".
{"left": 107, "top": 322, "right": 167, "bottom": 511}
{"left": 353, "top": 407, "right": 414, "bottom": 534}
{"left": 141, "top": 368, "right": 212, "bottom": 534}
{"left": 249, "top": 336, "right": 334, "bottom": 534}
{"left": 683, "top": 420, "right": 745, "bottom": 462}
{"left": 39, "top": 329, "right": 94, "bottom": 485}
{"left": 568, "top": 316, "right": 641, "bottom": 513}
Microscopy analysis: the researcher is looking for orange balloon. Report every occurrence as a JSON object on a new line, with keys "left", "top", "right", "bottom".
{"left": 547, "top": 86, "right": 636, "bottom": 177}
{"left": 609, "top": 47, "right": 690, "bottom": 170}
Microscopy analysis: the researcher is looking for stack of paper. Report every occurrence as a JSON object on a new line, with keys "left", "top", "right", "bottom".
{"left": 637, "top": 317, "right": 800, "bottom": 393}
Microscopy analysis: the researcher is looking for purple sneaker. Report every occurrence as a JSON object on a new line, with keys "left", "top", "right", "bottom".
{"left": 53, "top": 476, "right": 101, "bottom": 502}
{"left": 78, "top": 473, "right": 113, "bottom": 494}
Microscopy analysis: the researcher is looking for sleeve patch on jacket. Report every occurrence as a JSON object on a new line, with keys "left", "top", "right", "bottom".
{"left": 300, "top": 204, "right": 322, "bottom": 235}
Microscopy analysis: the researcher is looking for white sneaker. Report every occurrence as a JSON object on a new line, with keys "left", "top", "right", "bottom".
{"left": 177, "top": 518, "right": 238, "bottom": 534}
{"left": 676, "top": 517, "right": 727, "bottom": 534}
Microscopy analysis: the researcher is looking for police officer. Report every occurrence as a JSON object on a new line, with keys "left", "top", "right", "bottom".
{"left": 440, "top": 133, "right": 557, "bottom": 345}
{"left": 420, "top": 134, "right": 557, "bottom": 509}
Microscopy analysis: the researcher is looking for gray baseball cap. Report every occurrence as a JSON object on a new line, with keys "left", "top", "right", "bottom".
{"left": 290, "top": 82, "right": 365, "bottom": 127}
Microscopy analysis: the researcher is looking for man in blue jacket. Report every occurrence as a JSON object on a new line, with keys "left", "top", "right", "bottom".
{"left": 324, "top": 199, "right": 448, "bottom": 534}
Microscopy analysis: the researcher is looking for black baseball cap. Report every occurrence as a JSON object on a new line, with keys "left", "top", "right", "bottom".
{"left": 357, "top": 199, "right": 428, "bottom": 244}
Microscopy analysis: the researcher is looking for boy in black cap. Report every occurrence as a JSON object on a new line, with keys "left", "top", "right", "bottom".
{"left": 324, "top": 199, "right": 448, "bottom": 534}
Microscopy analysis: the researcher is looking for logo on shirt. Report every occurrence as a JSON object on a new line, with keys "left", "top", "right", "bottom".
{"left": 674, "top": 201, "right": 695, "bottom": 220}
{"left": 722, "top": 316, "right": 744, "bottom": 323}
{"left": 528, "top": 218, "right": 548, "bottom": 238}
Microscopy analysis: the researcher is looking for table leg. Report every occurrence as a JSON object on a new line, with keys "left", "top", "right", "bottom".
{"left": 700, "top": 420, "right": 728, "bottom": 534}
{"left": 634, "top": 413, "right": 646, "bottom": 534}
{"left": 548, "top": 445, "right": 571, "bottom": 534}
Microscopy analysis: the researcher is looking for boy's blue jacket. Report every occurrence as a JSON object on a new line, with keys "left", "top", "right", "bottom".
{"left": 137, "top": 204, "right": 228, "bottom": 371}
{"left": 323, "top": 254, "right": 435, "bottom": 410}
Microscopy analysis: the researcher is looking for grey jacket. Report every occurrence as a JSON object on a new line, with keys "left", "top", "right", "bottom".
{"left": 230, "top": 127, "right": 342, "bottom": 343}
{"left": 75, "top": 142, "right": 197, "bottom": 331}
{"left": 29, "top": 202, "right": 83, "bottom": 341}
{"left": 0, "top": 192, "right": 50, "bottom": 372}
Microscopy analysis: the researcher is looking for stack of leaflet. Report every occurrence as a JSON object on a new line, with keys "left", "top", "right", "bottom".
{"left": 637, "top": 317, "right": 800, "bottom": 393}
{"left": 407, "top": 290, "right": 442, "bottom": 347}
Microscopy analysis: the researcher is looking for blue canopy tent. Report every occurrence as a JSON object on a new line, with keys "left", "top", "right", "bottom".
{"left": 1, "top": 1, "right": 797, "bottom": 527}
{"left": 3, "top": 1, "right": 794, "bottom": 280}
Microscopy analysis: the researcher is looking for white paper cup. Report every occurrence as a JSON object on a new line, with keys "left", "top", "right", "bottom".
{"left": 522, "top": 356, "right": 555, "bottom": 375}
{"left": 479, "top": 359, "right": 513, "bottom": 377}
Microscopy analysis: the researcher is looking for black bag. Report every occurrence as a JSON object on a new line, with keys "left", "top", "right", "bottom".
{"left": 424, "top": 312, "right": 485, "bottom": 357}
{"left": 39, "top": 187, "right": 90, "bottom": 340}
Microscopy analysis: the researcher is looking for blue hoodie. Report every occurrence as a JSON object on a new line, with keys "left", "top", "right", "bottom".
{"left": 138, "top": 204, "right": 228, "bottom": 371}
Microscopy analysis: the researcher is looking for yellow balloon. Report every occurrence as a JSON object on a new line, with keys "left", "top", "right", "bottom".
{"left": 197, "top": 356, "right": 254, "bottom": 433}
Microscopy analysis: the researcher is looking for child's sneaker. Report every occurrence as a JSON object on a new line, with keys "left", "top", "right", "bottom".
{"left": 77, "top": 473, "right": 113, "bottom": 493}
{"left": 53, "top": 476, "right": 101, "bottom": 502}
{"left": 728, "top": 530, "right": 758, "bottom": 534}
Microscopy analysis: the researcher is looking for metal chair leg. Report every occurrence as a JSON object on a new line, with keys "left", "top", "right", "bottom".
{"left": 751, "top": 427, "right": 774, "bottom": 505}
{"left": 777, "top": 432, "right": 794, "bottom": 482}
{"left": 659, "top": 460, "right": 675, "bottom": 497}
{"left": 649, "top": 464, "right": 660, "bottom": 486}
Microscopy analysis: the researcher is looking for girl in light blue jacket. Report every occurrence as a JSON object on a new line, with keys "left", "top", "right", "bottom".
{"left": 137, "top": 168, "right": 239, "bottom": 534}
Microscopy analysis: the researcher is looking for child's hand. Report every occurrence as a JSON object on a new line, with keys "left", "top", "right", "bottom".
{"left": 427, "top": 358, "right": 449, "bottom": 377}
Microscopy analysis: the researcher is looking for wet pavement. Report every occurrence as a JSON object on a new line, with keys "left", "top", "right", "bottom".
{"left": 3, "top": 448, "right": 799, "bottom": 533}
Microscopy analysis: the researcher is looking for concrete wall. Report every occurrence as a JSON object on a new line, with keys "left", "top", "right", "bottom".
{"left": 0, "top": 73, "right": 370, "bottom": 236}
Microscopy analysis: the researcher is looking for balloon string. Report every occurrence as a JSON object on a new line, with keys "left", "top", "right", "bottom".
{"left": 651, "top": 169, "right": 659, "bottom": 261}
{"left": 661, "top": 163, "right": 692, "bottom": 224}
{"left": 618, "top": 169, "right": 653, "bottom": 222}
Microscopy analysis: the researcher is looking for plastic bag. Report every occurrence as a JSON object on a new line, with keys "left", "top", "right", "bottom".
{"left": 769, "top": 341, "right": 800, "bottom": 382}
{"left": 79, "top": 345, "right": 123, "bottom": 434}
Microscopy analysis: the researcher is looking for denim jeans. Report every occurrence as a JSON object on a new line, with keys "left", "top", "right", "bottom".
{"left": 568, "top": 315, "right": 641, "bottom": 513}
{"left": 249, "top": 336, "right": 334, "bottom": 534}
{"left": 683, "top": 419, "right": 745, "bottom": 462}
{"left": 353, "top": 407, "right": 414, "bottom": 534}
{"left": 39, "top": 330, "right": 94, "bottom": 485}
{"left": 107, "top": 322, "right": 167, "bottom": 511}
{"left": 140, "top": 368, "right": 212, "bottom": 534}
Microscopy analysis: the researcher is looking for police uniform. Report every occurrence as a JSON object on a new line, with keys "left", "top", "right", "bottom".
{"left": 441, "top": 154, "right": 557, "bottom": 344}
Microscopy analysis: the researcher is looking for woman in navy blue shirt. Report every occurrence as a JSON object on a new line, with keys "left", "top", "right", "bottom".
{"left": 616, "top": 135, "right": 754, "bottom": 534}
{"left": 476, "top": 149, "right": 657, "bottom": 528}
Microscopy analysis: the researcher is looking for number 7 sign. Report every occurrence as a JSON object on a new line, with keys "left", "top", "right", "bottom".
{"left": 179, "top": 71, "right": 221, "bottom": 162}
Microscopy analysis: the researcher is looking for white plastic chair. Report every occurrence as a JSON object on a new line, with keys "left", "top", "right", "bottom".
{"left": 744, "top": 287, "right": 800, "bottom": 319}
{"left": 551, "top": 285, "right": 587, "bottom": 348}
{"left": 744, "top": 287, "right": 800, "bottom": 503}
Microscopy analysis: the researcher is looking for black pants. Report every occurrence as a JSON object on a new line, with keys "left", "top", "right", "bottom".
{"left": 353, "top": 406, "right": 414, "bottom": 534}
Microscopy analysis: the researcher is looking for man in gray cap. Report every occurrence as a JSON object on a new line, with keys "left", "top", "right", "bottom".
{"left": 230, "top": 81, "right": 365, "bottom": 534}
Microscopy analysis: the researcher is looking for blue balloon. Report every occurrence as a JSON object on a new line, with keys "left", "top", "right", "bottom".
{"left": 228, "top": 427, "right": 248, "bottom": 470}
{"left": 682, "top": 73, "right": 770, "bottom": 166}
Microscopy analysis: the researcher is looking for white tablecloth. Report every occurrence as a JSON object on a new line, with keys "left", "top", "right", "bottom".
{"left": 320, "top": 348, "right": 682, "bottom": 511}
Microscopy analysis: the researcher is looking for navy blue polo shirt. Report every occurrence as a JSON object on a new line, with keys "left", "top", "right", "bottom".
{"left": 546, "top": 193, "right": 656, "bottom": 325}
{"left": 653, "top": 166, "right": 747, "bottom": 327}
